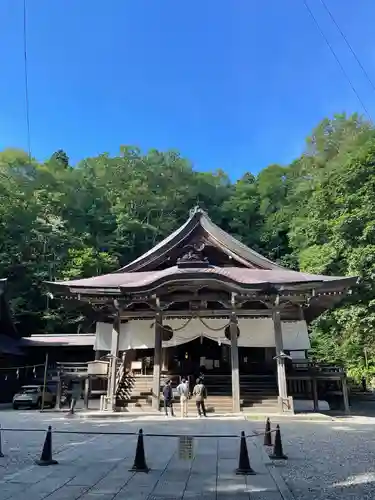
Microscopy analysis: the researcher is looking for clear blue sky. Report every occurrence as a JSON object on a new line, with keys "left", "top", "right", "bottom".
{"left": 1, "top": 1, "right": 375, "bottom": 177}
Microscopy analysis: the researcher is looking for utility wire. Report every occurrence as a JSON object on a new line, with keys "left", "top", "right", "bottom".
{"left": 302, "top": 0, "right": 373, "bottom": 124}
{"left": 23, "top": 0, "right": 32, "bottom": 158}
{"left": 319, "top": 0, "right": 375, "bottom": 96}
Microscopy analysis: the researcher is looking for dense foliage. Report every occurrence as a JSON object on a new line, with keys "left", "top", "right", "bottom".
{"left": 1, "top": 113, "right": 375, "bottom": 380}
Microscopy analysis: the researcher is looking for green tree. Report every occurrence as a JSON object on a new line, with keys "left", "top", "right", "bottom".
{"left": 49, "top": 149, "right": 70, "bottom": 169}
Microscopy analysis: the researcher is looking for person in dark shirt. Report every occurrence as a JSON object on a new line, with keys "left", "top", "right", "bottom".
{"left": 162, "top": 379, "right": 175, "bottom": 416}
{"left": 192, "top": 378, "right": 207, "bottom": 417}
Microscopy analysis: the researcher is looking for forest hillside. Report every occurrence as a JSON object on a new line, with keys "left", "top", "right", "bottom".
{"left": 1, "top": 113, "right": 374, "bottom": 381}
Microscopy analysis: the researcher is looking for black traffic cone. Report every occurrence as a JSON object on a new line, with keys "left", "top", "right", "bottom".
{"left": 269, "top": 425, "right": 287, "bottom": 460}
{"left": 235, "top": 431, "right": 255, "bottom": 475}
{"left": 130, "top": 429, "right": 150, "bottom": 473}
{"left": 263, "top": 418, "right": 272, "bottom": 447}
{"left": 0, "top": 424, "right": 4, "bottom": 458}
{"left": 35, "top": 426, "right": 58, "bottom": 466}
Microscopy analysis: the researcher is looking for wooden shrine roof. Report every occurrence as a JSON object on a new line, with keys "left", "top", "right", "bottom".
{"left": 116, "top": 207, "right": 285, "bottom": 272}
{"left": 45, "top": 208, "right": 357, "bottom": 321}
{"left": 48, "top": 265, "right": 355, "bottom": 296}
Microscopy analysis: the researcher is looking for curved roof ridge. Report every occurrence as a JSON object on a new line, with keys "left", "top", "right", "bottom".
{"left": 115, "top": 210, "right": 201, "bottom": 272}
{"left": 200, "top": 213, "right": 286, "bottom": 271}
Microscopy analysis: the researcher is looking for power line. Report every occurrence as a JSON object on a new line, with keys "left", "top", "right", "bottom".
{"left": 23, "top": 0, "right": 31, "bottom": 158}
{"left": 302, "top": 0, "right": 373, "bottom": 124}
{"left": 319, "top": 0, "right": 375, "bottom": 96}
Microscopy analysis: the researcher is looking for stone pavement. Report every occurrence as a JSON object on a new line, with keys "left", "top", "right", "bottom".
{"left": 3, "top": 409, "right": 375, "bottom": 499}
{"left": 0, "top": 415, "right": 291, "bottom": 500}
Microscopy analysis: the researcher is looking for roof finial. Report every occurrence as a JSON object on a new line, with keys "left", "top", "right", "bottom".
{"left": 189, "top": 205, "right": 206, "bottom": 217}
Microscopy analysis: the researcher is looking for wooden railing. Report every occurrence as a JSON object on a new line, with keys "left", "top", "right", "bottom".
{"left": 288, "top": 360, "right": 344, "bottom": 373}
{"left": 286, "top": 365, "right": 348, "bottom": 412}
{"left": 115, "top": 359, "right": 125, "bottom": 395}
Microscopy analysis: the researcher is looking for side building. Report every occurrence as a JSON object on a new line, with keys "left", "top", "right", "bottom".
{"left": 0, "top": 278, "right": 23, "bottom": 365}
{"left": 0, "top": 278, "right": 25, "bottom": 402}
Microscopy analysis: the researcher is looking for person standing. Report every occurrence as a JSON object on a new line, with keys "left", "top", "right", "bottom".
{"left": 176, "top": 378, "right": 189, "bottom": 418}
{"left": 192, "top": 378, "right": 207, "bottom": 417}
{"left": 163, "top": 379, "right": 175, "bottom": 416}
{"left": 69, "top": 379, "right": 82, "bottom": 415}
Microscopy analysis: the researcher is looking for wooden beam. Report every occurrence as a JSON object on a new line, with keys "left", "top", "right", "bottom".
{"left": 82, "top": 293, "right": 311, "bottom": 307}
{"left": 117, "top": 308, "right": 302, "bottom": 321}
{"left": 119, "top": 309, "right": 273, "bottom": 319}
{"left": 65, "top": 284, "right": 321, "bottom": 300}
{"left": 287, "top": 373, "right": 345, "bottom": 381}
{"left": 158, "top": 292, "right": 232, "bottom": 303}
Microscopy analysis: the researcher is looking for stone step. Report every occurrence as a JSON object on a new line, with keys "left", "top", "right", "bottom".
{"left": 244, "top": 402, "right": 279, "bottom": 407}
{"left": 119, "top": 390, "right": 278, "bottom": 400}
{"left": 117, "top": 375, "right": 280, "bottom": 414}
{"left": 118, "top": 387, "right": 278, "bottom": 397}
{"left": 120, "top": 380, "right": 277, "bottom": 389}
{"left": 117, "top": 395, "right": 278, "bottom": 406}
{"left": 118, "top": 401, "right": 279, "bottom": 413}
{"left": 122, "top": 377, "right": 276, "bottom": 384}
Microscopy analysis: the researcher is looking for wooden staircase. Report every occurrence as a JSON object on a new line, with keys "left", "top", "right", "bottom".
{"left": 240, "top": 375, "right": 279, "bottom": 412}
{"left": 115, "top": 372, "right": 279, "bottom": 413}
{"left": 115, "top": 374, "right": 173, "bottom": 411}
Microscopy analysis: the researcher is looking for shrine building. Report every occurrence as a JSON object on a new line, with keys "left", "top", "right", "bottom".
{"left": 41, "top": 207, "right": 355, "bottom": 413}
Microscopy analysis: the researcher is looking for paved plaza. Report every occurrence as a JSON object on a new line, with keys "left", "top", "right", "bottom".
{"left": 0, "top": 411, "right": 375, "bottom": 499}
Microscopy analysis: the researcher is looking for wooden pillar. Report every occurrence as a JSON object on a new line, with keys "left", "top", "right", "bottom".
{"left": 342, "top": 375, "right": 350, "bottom": 414}
{"left": 108, "top": 309, "right": 120, "bottom": 411}
{"left": 56, "top": 376, "right": 62, "bottom": 410}
{"left": 273, "top": 304, "right": 288, "bottom": 408}
{"left": 312, "top": 377, "right": 319, "bottom": 412}
{"left": 230, "top": 301, "right": 241, "bottom": 413}
{"left": 84, "top": 376, "right": 90, "bottom": 410}
{"left": 162, "top": 347, "right": 169, "bottom": 373}
{"left": 124, "top": 349, "right": 136, "bottom": 371}
{"left": 152, "top": 312, "right": 162, "bottom": 411}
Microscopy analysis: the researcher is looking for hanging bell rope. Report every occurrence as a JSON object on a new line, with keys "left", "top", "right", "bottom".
{"left": 168, "top": 317, "right": 193, "bottom": 332}
{"left": 150, "top": 316, "right": 234, "bottom": 333}
{"left": 198, "top": 317, "right": 231, "bottom": 331}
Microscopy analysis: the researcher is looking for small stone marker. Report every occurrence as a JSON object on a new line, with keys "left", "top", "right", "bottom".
{"left": 178, "top": 436, "right": 194, "bottom": 460}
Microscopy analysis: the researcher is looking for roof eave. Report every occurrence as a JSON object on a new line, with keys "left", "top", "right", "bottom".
{"left": 200, "top": 215, "right": 286, "bottom": 271}
{"left": 118, "top": 275, "right": 347, "bottom": 296}
{"left": 304, "top": 295, "right": 348, "bottom": 322}
{"left": 45, "top": 273, "right": 357, "bottom": 299}
{"left": 45, "top": 281, "right": 121, "bottom": 297}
